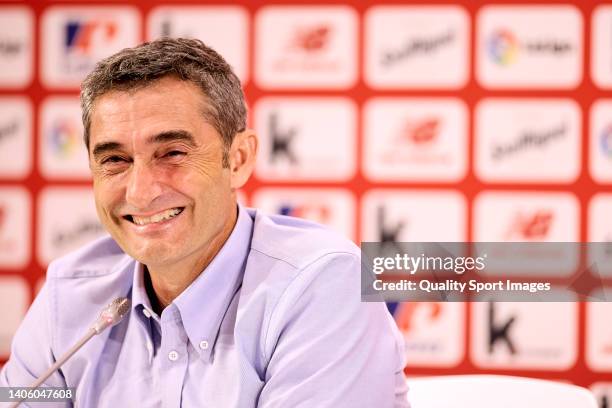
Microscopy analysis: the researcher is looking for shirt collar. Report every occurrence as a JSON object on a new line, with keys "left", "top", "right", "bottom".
{"left": 132, "top": 263, "right": 155, "bottom": 320}
{"left": 132, "top": 203, "right": 254, "bottom": 361}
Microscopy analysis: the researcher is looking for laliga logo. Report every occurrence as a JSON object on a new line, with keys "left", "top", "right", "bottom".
{"left": 487, "top": 29, "right": 519, "bottom": 66}
{"left": 65, "top": 20, "right": 118, "bottom": 55}
{"left": 291, "top": 25, "right": 331, "bottom": 53}
{"left": 50, "top": 119, "right": 81, "bottom": 158}
{"left": 600, "top": 123, "right": 612, "bottom": 158}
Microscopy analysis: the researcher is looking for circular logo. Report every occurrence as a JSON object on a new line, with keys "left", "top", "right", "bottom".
{"left": 600, "top": 123, "right": 612, "bottom": 158}
{"left": 50, "top": 119, "right": 80, "bottom": 157}
{"left": 488, "top": 29, "right": 519, "bottom": 66}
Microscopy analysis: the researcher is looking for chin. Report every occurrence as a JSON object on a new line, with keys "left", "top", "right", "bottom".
{"left": 122, "top": 241, "right": 180, "bottom": 266}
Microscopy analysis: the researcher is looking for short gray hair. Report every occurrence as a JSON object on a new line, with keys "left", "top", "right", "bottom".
{"left": 80, "top": 38, "right": 247, "bottom": 166}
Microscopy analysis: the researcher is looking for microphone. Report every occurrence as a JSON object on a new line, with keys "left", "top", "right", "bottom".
{"left": 9, "top": 297, "right": 131, "bottom": 408}
{"left": 91, "top": 297, "right": 131, "bottom": 334}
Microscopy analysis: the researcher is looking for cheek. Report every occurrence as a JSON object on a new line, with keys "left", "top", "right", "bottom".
{"left": 93, "top": 182, "right": 123, "bottom": 219}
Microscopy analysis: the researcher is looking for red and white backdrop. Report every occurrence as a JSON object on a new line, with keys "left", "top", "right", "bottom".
{"left": 1, "top": 0, "right": 612, "bottom": 402}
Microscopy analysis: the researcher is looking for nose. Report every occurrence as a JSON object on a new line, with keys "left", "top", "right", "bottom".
{"left": 125, "top": 161, "right": 163, "bottom": 211}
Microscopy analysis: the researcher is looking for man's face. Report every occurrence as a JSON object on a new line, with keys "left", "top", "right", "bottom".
{"left": 88, "top": 76, "right": 237, "bottom": 271}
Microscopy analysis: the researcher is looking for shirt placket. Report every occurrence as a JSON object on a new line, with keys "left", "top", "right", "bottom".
{"left": 159, "top": 305, "right": 189, "bottom": 408}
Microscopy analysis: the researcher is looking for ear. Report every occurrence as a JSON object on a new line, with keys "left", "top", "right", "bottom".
{"left": 228, "top": 128, "right": 258, "bottom": 190}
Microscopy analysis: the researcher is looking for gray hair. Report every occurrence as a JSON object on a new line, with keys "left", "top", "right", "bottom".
{"left": 80, "top": 38, "right": 247, "bottom": 167}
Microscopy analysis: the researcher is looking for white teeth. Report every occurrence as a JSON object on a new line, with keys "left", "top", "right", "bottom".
{"left": 132, "top": 208, "right": 182, "bottom": 226}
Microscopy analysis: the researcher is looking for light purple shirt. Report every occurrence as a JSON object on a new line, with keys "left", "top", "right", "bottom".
{"left": 1, "top": 205, "right": 408, "bottom": 407}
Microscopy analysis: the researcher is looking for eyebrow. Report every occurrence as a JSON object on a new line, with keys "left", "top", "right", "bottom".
{"left": 91, "top": 130, "right": 197, "bottom": 161}
{"left": 148, "top": 130, "right": 197, "bottom": 147}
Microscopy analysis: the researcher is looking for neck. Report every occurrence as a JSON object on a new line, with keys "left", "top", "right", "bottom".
{"left": 144, "top": 206, "right": 238, "bottom": 315}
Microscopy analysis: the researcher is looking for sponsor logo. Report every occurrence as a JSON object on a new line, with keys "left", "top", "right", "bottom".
{"left": 488, "top": 302, "right": 517, "bottom": 354}
{"left": 63, "top": 19, "right": 118, "bottom": 75}
{"left": 269, "top": 112, "right": 298, "bottom": 165}
{"left": 365, "top": 6, "right": 469, "bottom": 88}
{"left": 491, "top": 122, "right": 568, "bottom": 161}
{"left": 377, "top": 117, "right": 453, "bottom": 166}
{"left": 252, "top": 188, "right": 355, "bottom": 239}
{"left": 0, "top": 98, "right": 31, "bottom": 177}
{"left": 0, "top": 204, "right": 16, "bottom": 253}
{"left": 473, "top": 302, "right": 576, "bottom": 368}
{"left": 278, "top": 203, "right": 331, "bottom": 224}
{"left": 590, "top": 102, "right": 612, "bottom": 183}
{"left": 0, "top": 8, "right": 33, "bottom": 87}
{"left": 38, "top": 188, "right": 104, "bottom": 263}
{"left": 478, "top": 303, "right": 574, "bottom": 364}
{"left": 0, "top": 37, "right": 24, "bottom": 57}
{"left": 377, "top": 206, "right": 406, "bottom": 254}
{"left": 0, "top": 277, "right": 29, "bottom": 357}
{"left": 255, "top": 98, "right": 355, "bottom": 180}
{"left": 601, "top": 123, "right": 612, "bottom": 158}
{"left": 0, "top": 118, "right": 19, "bottom": 145}
{"left": 487, "top": 29, "right": 519, "bottom": 66}
{"left": 592, "top": 6, "right": 612, "bottom": 88}
{"left": 403, "top": 117, "right": 440, "bottom": 145}
{"left": 39, "top": 97, "right": 90, "bottom": 179}
{"left": 362, "top": 191, "right": 466, "bottom": 242}
{"left": 42, "top": 8, "right": 139, "bottom": 87}
{"left": 272, "top": 24, "right": 340, "bottom": 72}
{"left": 364, "top": 99, "right": 467, "bottom": 181}
{"left": 487, "top": 28, "right": 572, "bottom": 66}
{"left": 382, "top": 30, "right": 455, "bottom": 68}
{"left": 53, "top": 219, "right": 104, "bottom": 251}
{"left": 505, "top": 210, "right": 554, "bottom": 240}
{"left": 292, "top": 24, "right": 331, "bottom": 53}
{"left": 0, "top": 189, "right": 30, "bottom": 268}
{"left": 48, "top": 118, "right": 81, "bottom": 158}
{"left": 390, "top": 301, "right": 465, "bottom": 365}
{"left": 147, "top": 7, "right": 248, "bottom": 82}
{"left": 395, "top": 302, "right": 442, "bottom": 334}
{"left": 475, "top": 100, "right": 580, "bottom": 182}
{"left": 65, "top": 20, "right": 117, "bottom": 54}
{"left": 159, "top": 18, "right": 172, "bottom": 38}
{"left": 394, "top": 302, "right": 443, "bottom": 353}
{"left": 256, "top": 6, "right": 356, "bottom": 88}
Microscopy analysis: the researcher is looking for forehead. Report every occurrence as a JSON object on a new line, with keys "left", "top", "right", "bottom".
{"left": 89, "top": 77, "right": 212, "bottom": 144}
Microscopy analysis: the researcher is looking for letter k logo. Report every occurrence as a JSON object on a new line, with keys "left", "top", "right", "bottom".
{"left": 488, "top": 302, "right": 517, "bottom": 355}
{"left": 269, "top": 112, "right": 298, "bottom": 165}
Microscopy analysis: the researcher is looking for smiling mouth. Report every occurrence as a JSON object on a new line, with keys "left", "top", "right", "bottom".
{"left": 123, "top": 207, "right": 185, "bottom": 226}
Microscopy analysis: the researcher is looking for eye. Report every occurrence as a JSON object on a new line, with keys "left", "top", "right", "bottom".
{"left": 101, "top": 155, "right": 127, "bottom": 164}
{"left": 163, "top": 150, "right": 186, "bottom": 158}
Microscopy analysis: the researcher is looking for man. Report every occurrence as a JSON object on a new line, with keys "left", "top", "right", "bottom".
{"left": 0, "top": 38, "right": 408, "bottom": 407}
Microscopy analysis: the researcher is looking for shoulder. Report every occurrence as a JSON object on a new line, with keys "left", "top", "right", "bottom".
{"left": 38, "top": 235, "right": 135, "bottom": 351}
{"left": 46, "top": 234, "right": 133, "bottom": 279}
{"left": 248, "top": 209, "right": 360, "bottom": 270}
{"left": 238, "top": 210, "right": 363, "bottom": 351}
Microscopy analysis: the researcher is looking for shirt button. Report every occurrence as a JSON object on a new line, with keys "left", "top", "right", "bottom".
{"left": 168, "top": 350, "right": 179, "bottom": 361}
{"left": 142, "top": 309, "right": 151, "bottom": 318}
{"left": 199, "top": 340, "right": 209, "bottom": 350}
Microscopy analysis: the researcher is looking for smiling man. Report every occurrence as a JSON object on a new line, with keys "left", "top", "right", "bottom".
{"left": 0, "top": 38, "right": 408, "bottom": 407}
